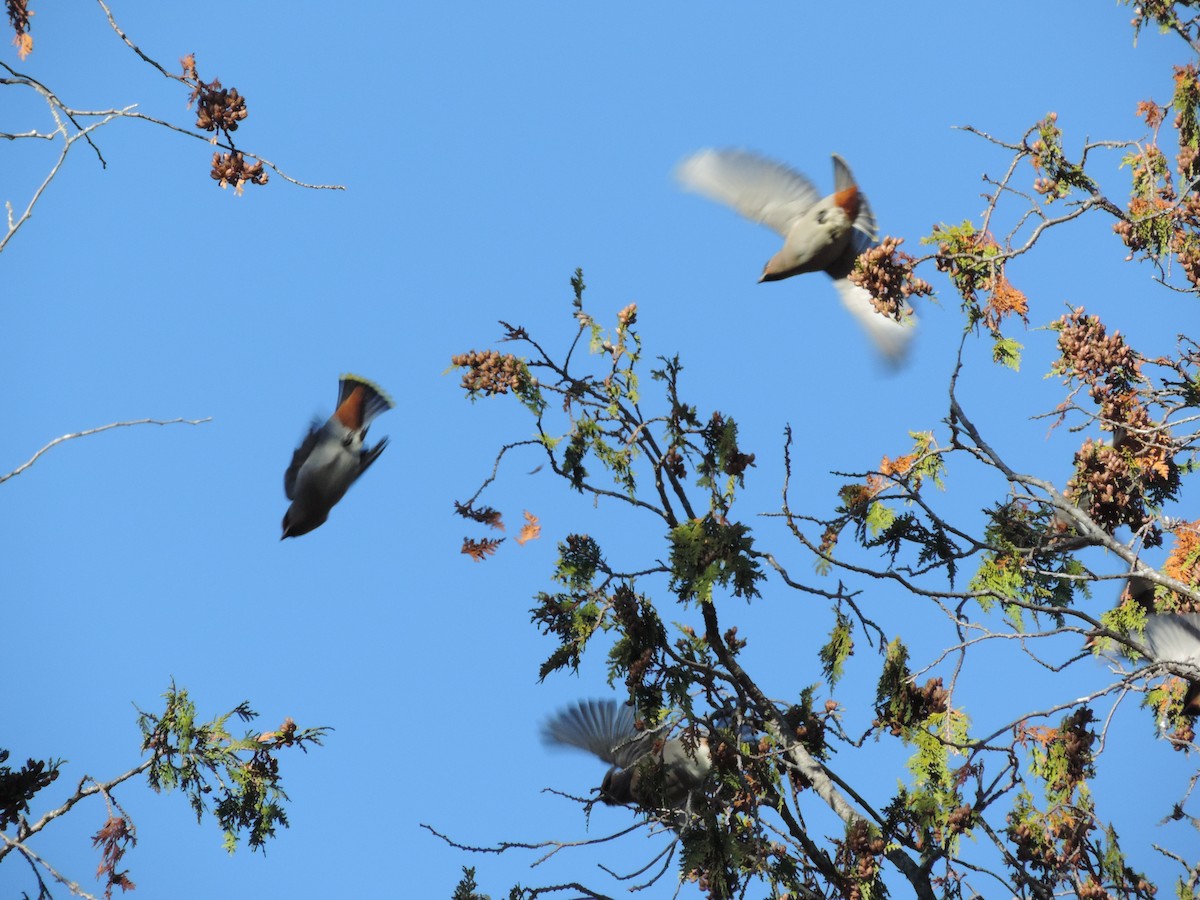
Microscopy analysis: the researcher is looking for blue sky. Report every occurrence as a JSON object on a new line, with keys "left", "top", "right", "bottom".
{"left": 1, "top": 2, "right": 1193, "bottom": 897}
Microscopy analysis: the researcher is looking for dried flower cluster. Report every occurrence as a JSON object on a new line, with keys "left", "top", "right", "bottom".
{"left": 176, "top": 56, "right": 271, "bottom": 194}
{"left": 846, "top": 236, "right": 932, "bottom": 319}
{"left": 451, "top": 349, "right": 526, "bottom": 398}
{"left": 1068, "top": 439, "right": 1151, "bottom": 535}
{"left": 1054, "top": 308, "right": 1139, "bottom": 390}
{"left": 210, "top": 151, "right": 268, "bottom": 192}
{"left": 6, "top": 0, "right": 30, "bottom": 56}
{"left": 1055, "top": 309, "right": 1177, "bottom": 543}
{"left": 194, "top": 82, "right": 248, "bottom": 134}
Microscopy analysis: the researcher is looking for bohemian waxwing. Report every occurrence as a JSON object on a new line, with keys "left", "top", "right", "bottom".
{"left": 281, "top": 374, "right": 394, "bottom": 539}
{"left": 542, "top": 699, "right": 712, "bottom": 816}
{"left": 676, "top": 148, "right": 915, "bottom": 364}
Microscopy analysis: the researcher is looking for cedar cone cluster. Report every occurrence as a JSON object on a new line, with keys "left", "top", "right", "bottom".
{"left": 846, "top": 237, "right": 932, "bottom": 319}
{"left": 210, "top": 151, "right": 268, "bottom": 189}
{"left": 1008, "top": 712, "right": 1097, "bottom": 878}
{"left": 1054, "top": 308, "right": 1139, "bottom": 389}
{"left": 451, "top": 349, "right": 525, "bottom": 396}
{"left": 1049, "top": 708, "right": 1095, "bottom": 794}
{"left": 1114, "top": 71, "right": 1200, "bottom": 287}
{"left": 0, "top": 752, "right": 59, "bottom": 829}
{"left": 6, "top": 0, "right": 29, "bottom": 36}
{"left": 701, "top": 412, "right": 755, "bottom": 478}
{"left": 839, "top": 819, "right": 885, "bottom": 897}
{"left": 1056, "top": 309, "right": 1177, "bottom": 543}
{"left": 1068, "top": 439, "right": 1152, "bottom": 535}
{"left": 194, "top": 81, "right": 248, "bottom": 134}
{"left": 257, "top": 717, "right": 299, "bottom": 749}
{"left": 246, "top": 748, "right": 280, "bottom": 781}
{"left": 877, "top": 676, "right": 950, "bottom": 736}
{"left": 662, "top": 447, "right": 686, "bottom": 480}
{"left": 1009, "top": 808, "right": 1093, "bottom": 881}
{"left": 1112, "top": 195, "right": 1175, "bottom": 256}
{"left": 610, "top": 585, "right": 660, "bottom": 685}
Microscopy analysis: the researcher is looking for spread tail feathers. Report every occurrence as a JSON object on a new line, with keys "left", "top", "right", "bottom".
{"left": 335, "top": 374, "right": 395, "bottom": 430}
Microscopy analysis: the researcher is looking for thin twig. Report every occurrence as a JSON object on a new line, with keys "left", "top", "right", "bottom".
{"left": 1, "top": 418, "right": 212, "bottom": 484}
{"left": 0, "top": 834, "right": 101, "bottom": 900}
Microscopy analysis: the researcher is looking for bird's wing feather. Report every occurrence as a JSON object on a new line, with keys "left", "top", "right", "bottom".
{"left": 357, "top": 436, "right": 389, "bottom": 478}
{"left": 830, "top": 278, "right": 917, "bottom": 366}
{"left": 542, "top": 699, "right": 654, "bottom": 769}
{"left": 284, "top": 422, "right": 323, "bottom": 500}
{"left": 676, "top": 149, "right": 821, "bottom": 238}
{"left": 1142, "top": 612, "right": 1200, "bottom": 664}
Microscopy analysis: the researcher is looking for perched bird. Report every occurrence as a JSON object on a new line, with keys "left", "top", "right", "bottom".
{"left": 1122, "top": 576, "right": 1200, "bottom": 715}
{"left": 542, "top": 699, "right": 712, "bottom": 816}
{"left": 676, "top": 148, "right": 915, "bottom": 363}
{"left": 281, "top": 374, "right": 395, "bottom": 539}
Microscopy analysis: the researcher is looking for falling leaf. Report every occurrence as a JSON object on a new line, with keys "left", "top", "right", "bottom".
{"left": 516, "top": 510, "right": 542, "bottom": 545}
{"left": 462, "top": 537, "right": 503, "bottom": 561}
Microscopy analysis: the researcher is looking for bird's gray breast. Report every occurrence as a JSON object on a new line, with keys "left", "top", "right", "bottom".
{"left": 293, "top": 426, "right": 363, "bottom": 505}
{"left": 784, "top": 203, "right": 853, "bottom": 273}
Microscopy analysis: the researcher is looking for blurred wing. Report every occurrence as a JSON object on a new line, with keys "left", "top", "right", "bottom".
{"left": 284, "top": 422, "right": 322, "bottom": 500}
{"left": 1142, "top": 612, "right": 1200, "bottom": 664}
{"left": 676, "top": 149, "right": 821, "bottom": 237}
{"left": 542, "top": 699, "right": 653, "bottom": 769}
{"left": 831, "top": 278, "right": 917, "bottom": 366}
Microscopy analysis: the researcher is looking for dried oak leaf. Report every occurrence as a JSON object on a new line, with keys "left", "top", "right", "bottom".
{"left": 516, "top": 510, "right": 541, "bottom": 545}
{"left": 462, "top": 537, "right": 503, "bottom": 561}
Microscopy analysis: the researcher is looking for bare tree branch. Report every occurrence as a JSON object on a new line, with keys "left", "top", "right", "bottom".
{"left": 1, "top": 417, "right": 212, "bottom": 484}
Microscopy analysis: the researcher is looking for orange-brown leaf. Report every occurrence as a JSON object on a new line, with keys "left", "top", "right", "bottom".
{"left": 462, "top": 536, "right": 503, "bottom": 561}
{"left": 879, "top": 453, "right": 916, "bottom": 478}
{"left": 516, "top": 510, "right": 542, "bottom": 545}
{"left": 1016, "top": 724, "right": 1057, "bottom": 747}
{"left": 1164, "top": 520, "right": 1200, "bottom": 595}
